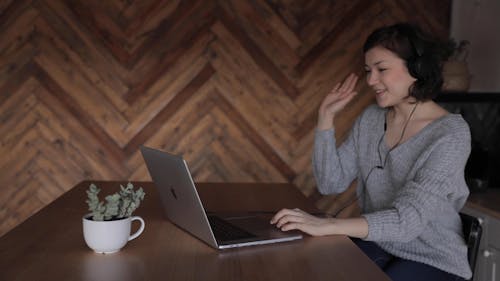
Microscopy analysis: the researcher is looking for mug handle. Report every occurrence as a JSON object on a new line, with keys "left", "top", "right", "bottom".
{"left": 129, "top": 216, "right": 145, "bottom": 241}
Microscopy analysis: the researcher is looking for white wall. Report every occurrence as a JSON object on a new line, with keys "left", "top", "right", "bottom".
{"left": 450, "top": 0, "right": 500, "bottom": 92}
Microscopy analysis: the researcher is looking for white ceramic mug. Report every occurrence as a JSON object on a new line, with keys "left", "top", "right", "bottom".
{"left": 83, "top": 214, "right": 145, "bottom": 254}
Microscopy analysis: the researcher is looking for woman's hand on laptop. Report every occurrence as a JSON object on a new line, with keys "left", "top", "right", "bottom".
{"left": 270, "top": 208, "right": 369, "bottom": 238}
{"left": 270, "top": 208, "right": 336, "bottom": 236}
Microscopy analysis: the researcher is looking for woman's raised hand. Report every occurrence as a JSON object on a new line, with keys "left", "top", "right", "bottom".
{"left": 317, "top": 73, "right": 359, "bottom": 130}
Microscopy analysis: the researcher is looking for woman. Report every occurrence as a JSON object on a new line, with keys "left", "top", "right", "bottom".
{"left": 271, "top": 23, "right": 471, "bottom": 280}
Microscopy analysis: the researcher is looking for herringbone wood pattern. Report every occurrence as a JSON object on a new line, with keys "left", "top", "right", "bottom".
{"left": 0, "top": 0, "right": 450, "bottom": 236}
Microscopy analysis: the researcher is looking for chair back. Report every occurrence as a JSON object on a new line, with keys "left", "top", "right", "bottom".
{"left": 460, "top": 212, "right": 483, "bottom": 278}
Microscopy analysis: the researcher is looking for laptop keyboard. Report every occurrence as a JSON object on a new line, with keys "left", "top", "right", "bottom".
{"left": 207, "top": 215, "right": 257, "bottom": 242}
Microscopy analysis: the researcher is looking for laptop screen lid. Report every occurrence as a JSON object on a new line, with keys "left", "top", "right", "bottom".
{"left": 140, "top": 146, "right": 302, "bottom": 249}
{"left": 140, "top": 146, "right": 218, "bottom": 248}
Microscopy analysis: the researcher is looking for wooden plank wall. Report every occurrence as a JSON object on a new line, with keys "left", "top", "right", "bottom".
{"left": 0, "top": 0, "right": 451, "bottom": 237}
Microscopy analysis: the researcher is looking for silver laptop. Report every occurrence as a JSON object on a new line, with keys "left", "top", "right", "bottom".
{"left": 140, "top": 146, "right": 303, "bottom": 249}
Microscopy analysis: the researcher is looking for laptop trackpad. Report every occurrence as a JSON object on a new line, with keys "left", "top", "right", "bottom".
{"left": 224, "top": 215, "right": 300, "bottom": 239}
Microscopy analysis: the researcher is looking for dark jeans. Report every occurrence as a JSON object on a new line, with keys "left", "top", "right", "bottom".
{"left": 351, "top": 238, "right": 466, "bottom": 281}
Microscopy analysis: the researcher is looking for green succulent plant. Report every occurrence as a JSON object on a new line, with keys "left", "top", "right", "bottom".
{"left": 86, "top": 183, "right": 145, "bottom": 221}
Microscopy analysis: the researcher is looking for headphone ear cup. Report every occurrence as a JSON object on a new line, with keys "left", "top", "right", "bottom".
{"left": 407, "top": 56, "right": 422, "bottom": 79}
{"left": 407, "top": 29, "right": 424, "bottom": 79}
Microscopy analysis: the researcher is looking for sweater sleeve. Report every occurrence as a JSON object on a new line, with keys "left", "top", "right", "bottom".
{"left": 362, "top": 126, "right": 471, "bottom": 242}
{"left": 312, "top": 117, "right": 361, "bottom": 195}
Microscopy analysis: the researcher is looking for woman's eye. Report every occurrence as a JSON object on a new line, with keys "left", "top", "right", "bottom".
{"left": 364, "top": 69, "right": 371, "bottom": 73}
{"left": 379, "top": 68, "right": 387, "bottom": 72}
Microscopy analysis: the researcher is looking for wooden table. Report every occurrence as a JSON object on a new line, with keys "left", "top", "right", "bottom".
{"left": 0, "top": 181, "right": 389, "bottom": 281}
{"left": 465, "top": 189, "right": 500, "bottom": 220}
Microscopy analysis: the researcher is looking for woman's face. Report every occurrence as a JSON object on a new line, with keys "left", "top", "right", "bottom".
{"left": 364, "top": 46, "right": 416, "bottom": 108}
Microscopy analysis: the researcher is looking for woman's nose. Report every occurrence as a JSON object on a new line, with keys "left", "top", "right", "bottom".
{"left": 366, "top": 72, "right": 378, "bottom": 86}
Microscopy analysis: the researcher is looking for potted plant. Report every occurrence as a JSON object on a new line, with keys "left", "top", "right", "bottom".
{"left": 83, "top": 182, "right": 146, "bottom": 254}
{"left": 442, "top": 39, "right": 471, "bottom": 92}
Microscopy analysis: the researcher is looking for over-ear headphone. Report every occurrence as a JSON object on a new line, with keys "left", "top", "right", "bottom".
{"left": 406, "top": 26, "right": 425, "bottom": 79}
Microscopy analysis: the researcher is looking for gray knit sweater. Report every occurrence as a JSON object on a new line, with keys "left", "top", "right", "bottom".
{"left": 313, "top": 105, "right": 472, "bottom": 279}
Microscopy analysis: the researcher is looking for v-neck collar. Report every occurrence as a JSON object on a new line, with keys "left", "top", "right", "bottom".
{"left": 380, "top": 111, "right": 458, "bottom": 153}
